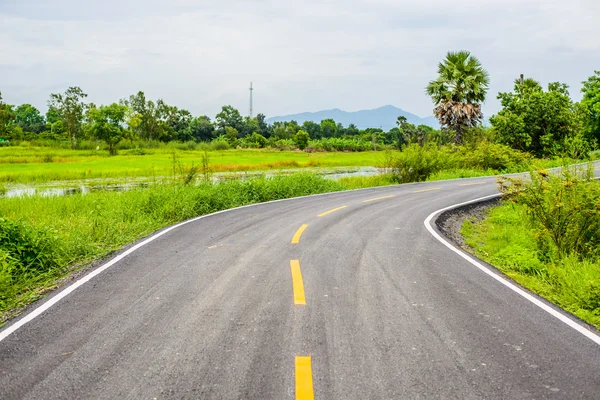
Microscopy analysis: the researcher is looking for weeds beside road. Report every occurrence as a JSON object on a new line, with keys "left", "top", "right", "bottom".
{"left": 0, "top": 174, "right": 346, "bottom": 323}
{"left": 463, "top": 165, "right": 600, "bottom": 329}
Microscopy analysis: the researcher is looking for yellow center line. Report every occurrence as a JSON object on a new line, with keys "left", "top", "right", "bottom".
{"left": 317, "top": 205, "right": 348, "bottom": 217}
{"left": 291, "top": 224, "right": 308, "bottom": 244}
{"left": 362, "top": 195, "right": 396, "bottom": 203}
{"left": 413, "top": 187, "right": 441, "bottom": 193}
{"left": 295, "top": 356, "right": 315, "bottom": 400}
{"left": 458, "top": 181, "right": 488, "bottom": 186}
{"left": 290, "top": 260, "right": 306, "bottom": 305}
{"left": 207, "top": 243, "right": 228, "bottom": 249}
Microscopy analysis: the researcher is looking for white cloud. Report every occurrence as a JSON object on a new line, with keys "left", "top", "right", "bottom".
{"left": 1, "top": 0, "right": 599, "bottom": 119}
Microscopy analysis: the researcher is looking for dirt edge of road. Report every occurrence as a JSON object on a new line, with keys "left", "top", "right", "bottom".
{"left": 435, "top": 196, "right": 500, "bottom": 251}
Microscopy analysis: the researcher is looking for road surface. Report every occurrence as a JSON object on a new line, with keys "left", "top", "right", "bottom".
{"left": 1, "top": 167, "right": 600, "bottom": 399}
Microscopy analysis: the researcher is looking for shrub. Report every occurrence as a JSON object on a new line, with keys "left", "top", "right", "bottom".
{"left": 307, "top": 137, "right": 375, "bottom": 152}
{"left": 498, "top": 165, "right": 600, "bottom": 259}
{"left": 390, "top": 144, "right": 446, "bottom": 183}
{"left": 41, "top": 153, "right": 55, "bottom": 163}
{"left": 247, "top": 133, "right": 268, "bottom": 149}
{"left": 294, "top": 130, "right": 310, "bottom": 150}
{"left": 460, "top": 141, "right": 531, "bottom": 171}
{"left": 210, "top": 139, "right": 230, "bottom": 151}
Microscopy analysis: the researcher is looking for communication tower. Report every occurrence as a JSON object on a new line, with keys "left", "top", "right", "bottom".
{"left": 249, "top": 82, "right": 253, "bottom": 118}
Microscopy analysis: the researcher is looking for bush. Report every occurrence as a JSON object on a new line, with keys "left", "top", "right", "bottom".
{"left": 210, "top": 139, "right": 230, "bottom": 151}
{"left": 41, "top": 153, "right": 55, "bottom": 163}
{"left": 390, "top": 144, "right": 447, "bottom": 183}
{"left": 270, "top": 139, "right": 296, "bottom": 151}
{"left": 384, "top": 142, "right": 533, "bottom": 183}
{"left": 498, "top": 165, "right": 600, "bottom": 259}
{"left": 462, "top": 200, "right": 600, "bottom": 328}
{"left": 306, "top": 137, "right": 375, "bottom": 152}
{"left": 459, "top": 141, "right": 531, "bottom": 171}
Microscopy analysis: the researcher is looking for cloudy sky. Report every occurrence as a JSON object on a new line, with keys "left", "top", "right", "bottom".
{"left": 1, "top": 0, "right": 599, "bottom": 120}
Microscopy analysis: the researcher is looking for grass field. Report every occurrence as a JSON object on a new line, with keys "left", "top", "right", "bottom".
{"left": 0, "top": 146, "right": 385, "bottom": 184}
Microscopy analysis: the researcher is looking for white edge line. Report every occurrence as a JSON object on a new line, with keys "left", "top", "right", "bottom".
{"left": 0, "top": 182, "right": 410, "bottom": 342}
{"left": 424, "top": 193, "right": 600, "bottom": 346}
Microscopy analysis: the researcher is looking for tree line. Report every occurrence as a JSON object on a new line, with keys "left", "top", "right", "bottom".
{"left": 0, "top": 51, "right": 599, "bottom": 157}
{"left": 0, "top": 88, "right": 436, "bottom": 154}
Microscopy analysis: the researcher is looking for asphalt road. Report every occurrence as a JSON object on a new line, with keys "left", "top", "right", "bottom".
{"left": 1, "top": 166, "right": 600, "bottom": 399}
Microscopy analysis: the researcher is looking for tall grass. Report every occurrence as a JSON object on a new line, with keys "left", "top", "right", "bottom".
{"left": 462, "top": 167, "right": 600, "bottom": 328}
{"left": 337, "top": 173, "right": 398, "bottom": 189}
{"left": 0, "top": 174, "right": 345, "bottom": 321}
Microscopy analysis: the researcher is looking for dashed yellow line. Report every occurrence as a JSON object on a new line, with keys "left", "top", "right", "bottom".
{"left": 290, "top": 260, "right": 306, "bottom": 305}
{"left": 291, "top": 224, "right": 308, "bottom": 244}
{"left": 413, "top": 187, "right": 441, "bottom": 193}
{"left": 207, "top": 243, "right": 228, "bottom": 249}
{"left": 295, "top": 356, "right": 315, "bottom": 400}
{"left": 362, "top": 195, "right": 395, "bottom": 203}
{"left": 458, "top": 181, "right": 488, "bottom": 186}
{"left": 317, "top": 205, "right": 347, "bottom": 217}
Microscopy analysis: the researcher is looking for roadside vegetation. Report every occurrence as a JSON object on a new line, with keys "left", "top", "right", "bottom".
{"left": 462, "top": 166, "right": 600, "bottom": 328}
{"left": 0, "top": 173, "right": 350, "bottom": 323}
{"left": 1, "top": 53, "right": 599, "bottom": 323}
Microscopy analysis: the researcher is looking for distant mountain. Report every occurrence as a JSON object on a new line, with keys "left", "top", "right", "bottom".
{"left": 266, "top": 105, "right": 439, "bottom": 130}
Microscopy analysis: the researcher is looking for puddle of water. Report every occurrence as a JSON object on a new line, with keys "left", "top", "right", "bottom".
{"left": 3, "top": 183, "right": 149, "bottom": 198}
{"left": 1, "top": 167, "right": 383, "bottom": 198}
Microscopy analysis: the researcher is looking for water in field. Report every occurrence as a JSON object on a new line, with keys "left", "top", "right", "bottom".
{"left": 2, "top": 183, "right": 150, "bottom": 198}
{"left": 1, "top": 167, "right": 382, "bottom": 198}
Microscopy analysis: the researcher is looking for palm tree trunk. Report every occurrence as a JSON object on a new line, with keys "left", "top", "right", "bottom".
{"left": 454, "top": 124, "right": 463, "bottom": 145}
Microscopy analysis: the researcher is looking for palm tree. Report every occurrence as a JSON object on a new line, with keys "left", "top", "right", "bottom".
{"left": 425, "top": 51, "right": 490, "bottom": 144}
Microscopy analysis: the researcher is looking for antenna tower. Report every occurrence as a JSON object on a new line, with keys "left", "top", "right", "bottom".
{"left": 249, "top": 82, "right": 253, "bottom": 118}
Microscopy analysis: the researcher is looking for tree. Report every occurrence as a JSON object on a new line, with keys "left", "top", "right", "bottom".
{"left": 45, "top": 106, "right": 65, "bottom": 139}
{"left": 256, "top": 113, "right": 269, "bottom": 137}
{"left": 320, "top": 118, "right": 337, "bottom": 138}
{"left": 346, "top": 123, "right": 359, "bottom": 137}
{"left": 124, "top": 91, "right": 164, "bottom": 142}
{"left": 490, "top": 79, "right": 577, "bottom": 156}
{"left": 90, "top": 103, "right": 128, "bottom": 155}
{"left": 155, "top": 101, "right": 191, "bottom": 142}
{"left": 216, "top": 105, "right": 243, "bottom": 133}
{"left": 271, "top": 122, "right": 288, "bottom": 139}
{"left": 286, "top": 120, "right": 301, "bottom": 136}
{"left": 225, "top": 126, "right": 239, "bottom": 144}
{"left": 425, "top": 51, "right": 489, "bottom": 144}
{"left": 294, "top": 130, "right": 310, "bottom": 150}
{"left": 14, "top": 104, "right": 45, "bottom": 134}
{"left": 302, "top": 121, "right": 321, "bottom": 139}
{"left": 241, "top": 116, "right": 260, "bottom": 138}
{"left": 0, "top": 92, "right": 16, "bottom": 139}
{"left": 185, "top": 116, "right": 215, "bottom": 142}
{"left": 48, "top": 86, "right": 88, "bottom": 148}
{"left": 580, "top": 71, "right": 600, "bottom": 144}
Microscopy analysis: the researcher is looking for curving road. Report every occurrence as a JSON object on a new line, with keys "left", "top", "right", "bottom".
{"left": 1, "top": 167, "right": 600, "bottom": 399}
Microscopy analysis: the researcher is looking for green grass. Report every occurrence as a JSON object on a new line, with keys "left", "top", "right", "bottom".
{"left": 462, "top": 202, "right": 600, "bottom": 329}
{"left": 0, "top": 146, "right": 385, "bottom": 184}
{"left": 337, "top": 173, "right": 398, "bottom": 189}
{"left": 427, "top": 168, "right": 498, "bottom": 181}
{"left": 0, "top": 174, "right": 350, "bottom": 322}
